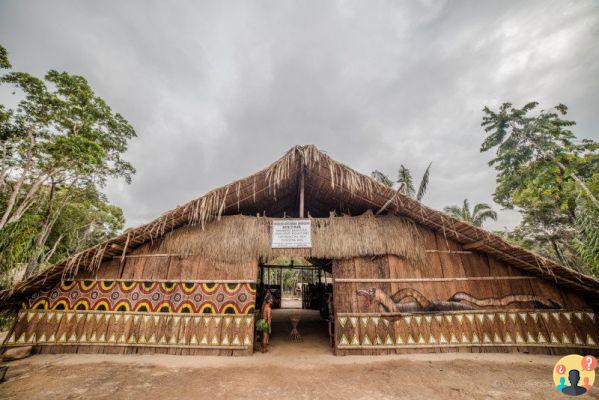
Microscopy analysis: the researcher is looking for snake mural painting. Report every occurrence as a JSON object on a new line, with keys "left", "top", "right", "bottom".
{"left": 357, "top": 288, "right": 563, "bottom": 317}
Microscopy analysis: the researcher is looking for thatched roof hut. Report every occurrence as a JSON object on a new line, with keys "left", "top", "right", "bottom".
{"left": 2, "top": 145, "right": 597, "bottom": 357}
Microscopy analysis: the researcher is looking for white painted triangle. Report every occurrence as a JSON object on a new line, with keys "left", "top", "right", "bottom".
{"left": 143, "top": 315, "right": 150, "bottom": 323}
{"left": 7, "top": 333, "right": 15, "bottom": 344}
{"left": 29, "top": 332, "right": 37, "bottom": 343}
{"left": 552, "top": 313, "right": 561, "bottom": 322}
{"left": 435, "top": 316, "right": 443, "bottom": 323}
{"left": 439, "top": 334, "right": 447, "bottom": 344}
{"left": 99, "top": 333, "right": 106, "bottom": 342}
{"left": 483, "top": 334, "right": 492, "bottom": 343}
{"left": 128, "top": 335, "right": 136, "bottom": 344}
{"left": 66, "top": 313, "right": 74, "bottom": 322}
{"left": 445, "top": 315, "right": 452, "bottom": 323}
{"left": 56, "top": 313, "right": 64, "bottom": 322}
{"left": 429, "top": 335, "right": 436, "bottom": 344}
{"left": 574, "top": 312, "right": 583, "bottom": 321}
{"left": 148, "top": 334, "right": 156, "bottom": 344}
{"left": 351, "top": 335, "right": 360, "bottom": 345}
{"left": 224, "top": 317, "right": 232, "bottom": 327}
{"left": 179, "top": 335, "right": 186, "bottom": 345}
{"left": 574, "top": 334, "right": 584, "bottom": 345}
{"left": 537, "top": 333, "right": 546, "bottom": 343}
{"left": 450, "top": 334, "right": 458, "bottom": 344}
{"left": 86, "top": 313, "right": 93, "bottom": 322}
{"left": 360, "top": 317, "right": 369, "bottom": 326}
{"left": 138, "top": 334, "right": 146, "bottom": 344}
{"left": 382, "top": 318, "right": 389, "bottom": 326}
{"left": 39, "top": 333, "right": 47, "bottom": 343}
{"left": 530, "top": 313, "right": 538, "bottom": 323}
{"left": 96, "top": 313, "right": 103, "bottom": 322}
{"left": 76, "top": 313, "right": 83, "bottom": 322}
{"left": 221, "top": 335, "right": 230, "bottom": 345}
{"left": 562, "top": 333, "right": 571, "bottom": 344}
{"left": 585, "top": 312, "right": 594, "bottom": 321}
{"left": 476, "top": 314, "right": 484, "bottom": 323}
{"left": 190, "top": 335, "right": 198, "bottom": 345}
{"left": 340, "top": 335, "right": 349, "bottom": 346}
{"left": 362, "top": 335, "right": 371, "bottom": 345}
{"left": 246, "top": 317, "right": 253, "bottom": 326}
{"left": 134, "top": 315, "right": 140, "bottom": 324}
{"left": 456, "top": 314, "right": 464, "bottom": 323}
{"left": 471, "top": 333, "right": 479, "bottom": 343}
{"left": 372, "top": 317, "right": 380, "bottom": 326}
{"left": 109, "top": 333, "right": 116, "bottom": 343}
{"left": 119, "top": 334, "right": 126, "bottom": 343}
{"left": 27, "top": 312, "right": 35, "bottom": 322}
{"left": 386, "top": 335, "right": 394, "bottom": 345}
{"left": 232, "top": 335, "right": 241, "bottom": 345}
{"left": 212, "top": 336, "right": 219, "bottom": 345}
{"left": 563, "top": 312, "right": 571, "bottom": 321}
{"left": 124, "top": 315, "right": 131, "bottom": 324}
{"left": 518, "top": 313, "right": 527, "bottom": 322}
{"left": 504, "top": 333, "right": 512, "bottom": 343}
{"left": 414, "top": 316, "right": 422, "bottom": 325}
{"left": 541, "top": 313, "right": 549, "bottom": 322}
{"left": 509, "top": 313, "right": 517, "bottom": 322}
{"left": 418, "top": 335, "right": 426, "bottom": 344}
{"left": 516, "top": 333, "right": 525, "bottom": 343}
{"left": 425, "top": 316, "right": 432, "bottom": 324}
{"left": 89, "top": 332, "right": 97, "bottom": 342}
{"left": 194, "top": 316, "right": 201, "bottom": 324}
{"left": 494, "top": 333, "right": 502, "bottom": 343}
{"left": 407, "top": 335, "right": 415, "bottom": 344}
{"left": 396, "top": 336, "right": 404, "bottom": 345}
{"left": 47, "top": 312, "right": 55, "bottom": 322}
{"left": 550, "top": 333, "right": 560, "bottom": 344}
{"left": 153, "top": 315, "right": 160, "bottom": 324}
{"left": 115, "top": 314, "right": 121, "bottom": 322}
{"left": 48, "top": 333, "right": 56, "bottom": 342}
{"left": 235, "top": 317, "right": 242, "bottom": 327}
{"left": 527, "top": 333, "right": 536, "bottom": 343}
{"left": 405, "top": 316, "right": 412, "bottom": 324}
{"left": 173, "top": 316, "right": 180, "bottom": 325}
{"left": 350, "top": 317, "right": 358, "bottom": 327}
{"left": 59, "top": 333, "right": 67, "bottom": 343}
{"left": 587, "top": 335, "right": 596, "bottom": 346}
{"left": 169, "top": 335, "right": 177, "bottom": 345}
{"left": 375, "top": 336, "right": 382, "bottom": 345}
{"left": 461, "top": 334, "right": 469, "bottom": 343}
{"left": 499, "top": 313, "right": 506, "bottom": 322}
{"left": 487, "top": 314, "right": 495, "bottom": 322}
{"left": 244, "top": 335, "right": 252, "bottom": 345}
{"left": 338, "top": 317, "right": 347, "bottom": 328}
{"left": 213, "top": 317, "right": 221, "bottom": 325}
{"left": 465, "top": 314, "right": 474, "bottom": 323}
{"left": 159, "top": 335, "right": 167, "bottom": 345}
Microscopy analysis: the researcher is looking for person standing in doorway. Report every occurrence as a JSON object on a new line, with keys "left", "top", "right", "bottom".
{"left": 258, "top": 292, "right": 274, "bottom": 353}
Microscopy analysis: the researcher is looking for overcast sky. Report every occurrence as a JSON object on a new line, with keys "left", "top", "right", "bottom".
{"left": 1, "top": 0, "right": 598, "bottom": 231}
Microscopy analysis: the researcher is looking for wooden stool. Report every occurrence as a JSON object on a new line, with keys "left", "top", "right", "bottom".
{"left": 288, "top": 316, "right": 302, "bottom": 342}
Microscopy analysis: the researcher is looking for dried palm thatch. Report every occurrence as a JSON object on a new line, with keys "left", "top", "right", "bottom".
{"left": 1, "top": 144, "right": 598, "bottom": 307}
{"left": 157, "top": 213, "right": 425, "bottom": 265}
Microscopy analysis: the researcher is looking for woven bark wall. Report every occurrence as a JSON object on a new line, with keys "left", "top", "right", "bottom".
{"left": 333, "top": 227, "right": 599, "bottom": 356}
{"left": 4, "top": 241, "right": 258, "bottom": 356}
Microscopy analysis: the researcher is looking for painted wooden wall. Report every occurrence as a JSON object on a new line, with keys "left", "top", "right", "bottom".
{"left": 5, "top": 241, "right": 258, "bottom": 356}
{"left": 334, "top": 227, "right": 599, "bottom": 356}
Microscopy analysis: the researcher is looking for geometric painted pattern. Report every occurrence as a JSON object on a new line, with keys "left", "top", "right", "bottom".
{"left": 336, "top": 310, "right": 599, "bottom": 350}
{"left": 4, "top": 310, "right": 254, "bottom": 349}
{"left": 28, "top": 280, "right": 256, "bottom": 314}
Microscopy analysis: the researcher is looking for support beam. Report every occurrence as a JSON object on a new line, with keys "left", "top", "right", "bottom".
{"left": 463, "top": 240, "right": 486, "bottom": 250}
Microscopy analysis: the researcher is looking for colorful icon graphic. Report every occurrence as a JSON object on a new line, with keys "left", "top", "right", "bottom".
{"left": 553, "top": 355, "right": 596, "bottom": 396}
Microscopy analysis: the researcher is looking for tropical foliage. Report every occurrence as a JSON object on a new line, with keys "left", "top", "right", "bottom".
{"left": 371, "top": 162, "right": 432, "bottom": 201}
{"left": 0, "top": 44, "right": 135, "bottom": 286}
{"left": 480, "top": 102, "right": 598, "bottom": 274}
{"left": 443, "top": 199, "right": 497, "bottom": 227}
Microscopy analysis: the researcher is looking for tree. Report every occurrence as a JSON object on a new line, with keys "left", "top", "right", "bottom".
{"left": 481, "top": 102, "right": 598, "bottom": 272}
{"left": 371, "top": 162, "right": 432, "bottom": 201}
{"left": 0, "top": 44, "right": 136, "bottom": 278}
{"left": 444, "top": 199, "right": 497, "bottom": 227}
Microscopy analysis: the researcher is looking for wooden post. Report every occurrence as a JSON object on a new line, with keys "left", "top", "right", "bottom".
{"left": 299, "top": 165, "right": 305, "bottom": 218}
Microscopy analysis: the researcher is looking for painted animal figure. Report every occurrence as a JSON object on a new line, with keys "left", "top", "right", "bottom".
{"left": 356, "top": 288, "right": 562, "bottom": 318}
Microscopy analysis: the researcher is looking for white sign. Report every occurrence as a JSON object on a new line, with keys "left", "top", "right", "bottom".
{"left": 271, "top": 219, "right": 312, "bottom": 248}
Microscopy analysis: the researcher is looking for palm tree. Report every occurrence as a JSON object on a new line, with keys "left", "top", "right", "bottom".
{"left": 371, "top": 163, "right": 432, "bottom": 201}
{"left": 444, "top": 199, "right": 498, "bottom": 227}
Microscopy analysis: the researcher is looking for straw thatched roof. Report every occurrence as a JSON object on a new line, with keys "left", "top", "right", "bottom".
{"left": 2, "top": 145, "right": 598, "bottom": 307}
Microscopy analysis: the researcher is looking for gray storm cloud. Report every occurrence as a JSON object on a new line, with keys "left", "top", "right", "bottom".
{"left": 1, "top": 0, "right": 598, "bottom": 230}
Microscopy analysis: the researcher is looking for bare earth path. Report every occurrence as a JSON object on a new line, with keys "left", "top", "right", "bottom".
{"left": 1, "top": 310, "right": 597, "bottom": 399}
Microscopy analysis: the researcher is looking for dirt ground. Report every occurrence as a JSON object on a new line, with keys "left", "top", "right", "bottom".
{"left": 1, "top": 310, "right": 597, "bottom": 399}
